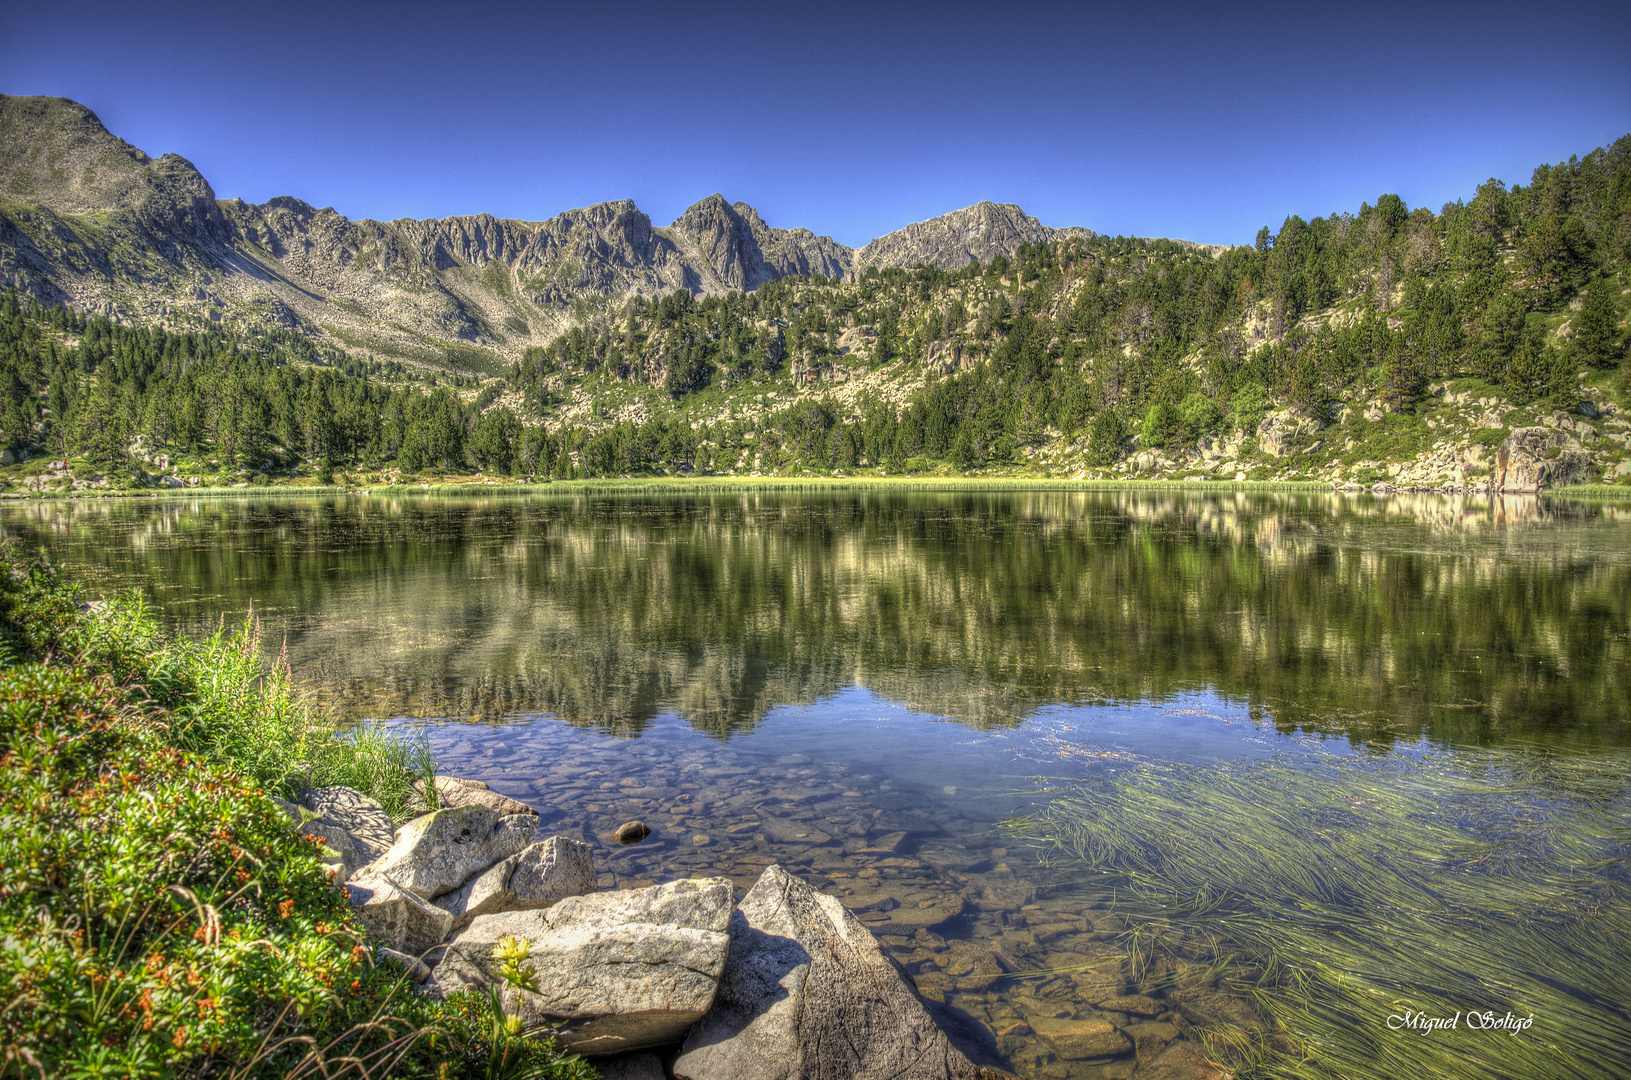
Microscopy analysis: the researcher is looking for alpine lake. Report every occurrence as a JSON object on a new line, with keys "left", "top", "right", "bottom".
{"left": 5, "top": 487, "right": 1629, "bottom": 1080}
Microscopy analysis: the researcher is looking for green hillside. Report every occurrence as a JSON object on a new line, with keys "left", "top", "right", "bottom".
{"left": 2, "top": 137, "right": 1629, "bottom": 494}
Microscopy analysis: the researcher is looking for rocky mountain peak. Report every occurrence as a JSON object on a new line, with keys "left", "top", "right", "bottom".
{"left": 664, "top": 194, "right": 855, "bottom": 291}
{"left": 0, "top": 94, "right": 222, "bottom": 241}
{"left": 855, "top": 200, "right": 1094, "bottom": 272}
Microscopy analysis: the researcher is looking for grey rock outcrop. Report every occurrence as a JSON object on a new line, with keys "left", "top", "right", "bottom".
{"left": 359, "top": 805, "right": 537, "bottom": 899}
{"left": 664, "top": 195, "right": 851, "bottom": 291}
{"left": 854, "top": 201, "right": 1093, "bottom": 274}
{"left": 435, "top": 835, "right": 597, "bottom": 929}
{"left": 673, "top": 864, "right": 1010, "bottom": 1080}
{"left": 425, "top": 775, "right": 538, "bottom": 818}
{"left": 1494, "top": 428, "right": 1597, "bottom": 491}
{"left": 0, "top": 95, "right": 226, "bottom": 244}
{"left": 299, "top": 786, "right": 396, "bottom": 862}
{"left": 344, "top": 876, "right": 456, "bottom": 956}
{"left": 430, "top": 877, "right": 734, "bottom": 1056}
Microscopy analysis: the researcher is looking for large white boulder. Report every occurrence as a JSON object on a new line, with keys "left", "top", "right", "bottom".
{"left": 359, "top": 805, "right": 537, "bottom": 899}
{"left": 674, "top": 865, "right": 1011, "bottom": 1080}
{"left": 431, "top": 877, "right": 734, "bottom": 1056}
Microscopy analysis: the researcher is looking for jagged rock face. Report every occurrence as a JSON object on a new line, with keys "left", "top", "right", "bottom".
{"left": 664, "top": 195, "right": 852, "bottom": 290}
{"left": 0, "top": 93, "right": 1099, "bottom": 365}
{"left": 0, "top": 95, "right": 224, "bottom": 242}
{"left": 674, "top": 865, "right": 1010, "bottom": 1080}
{"left": 855, "top": 201, "right": 1093, "bottom": 272}
{"left": 1494, "top": 428, "right": 1597, "bottom": 490}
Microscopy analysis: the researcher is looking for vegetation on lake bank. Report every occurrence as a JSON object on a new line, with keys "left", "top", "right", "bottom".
{"left": 3, "top": 135, "right": 1630, "bottom": 496}
{"left": 0, "top": 547, "right": 595, "bottom": 1079}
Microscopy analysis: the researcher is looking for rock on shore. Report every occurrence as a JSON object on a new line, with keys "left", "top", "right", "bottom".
{"left": 432, "top": 877, "right": 736, "bottom": 1055}
{"left": 675, "top": 865, "right": 1011, "bottom": 1079}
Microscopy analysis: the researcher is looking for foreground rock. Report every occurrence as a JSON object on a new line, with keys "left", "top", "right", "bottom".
{"left": 432, "top": 877, "right": 734, "bottom": 1056}
{"left": 435, "top": 836, "right": 597, "bottom": 929}
{"left": 359, "top": 805, "right": 537, "bottom": 899}
{"left": 674, "top": 865, "right": 1012, "bottom": 1080}
{"left": 344, "top": 877, "right": 455, "bottom": 955}
{"left": 423, "top": 775, "right": 539, "bottom": 817}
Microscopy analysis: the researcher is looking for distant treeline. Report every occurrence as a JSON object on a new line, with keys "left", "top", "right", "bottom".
{"left": 2, "top": 136, "right": 1628, "bottom": 478}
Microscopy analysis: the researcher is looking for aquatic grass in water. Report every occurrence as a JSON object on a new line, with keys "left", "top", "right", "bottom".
{"left": 1021, "top": 747, "right": 1631, "bottom": 1079}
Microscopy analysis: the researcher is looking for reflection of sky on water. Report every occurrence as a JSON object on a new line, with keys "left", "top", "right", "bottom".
{"left": 419, "top": 683, "right": 1334, "bottom": 831}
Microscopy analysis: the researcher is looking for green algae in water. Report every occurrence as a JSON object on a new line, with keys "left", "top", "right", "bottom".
{"left": 1021, "top": 747, "right": 1631, "bottom": 1079}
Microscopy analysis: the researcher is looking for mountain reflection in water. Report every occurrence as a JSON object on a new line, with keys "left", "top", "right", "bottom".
{"left": 3, "top": 488, "right": 1627, "bottom": 748}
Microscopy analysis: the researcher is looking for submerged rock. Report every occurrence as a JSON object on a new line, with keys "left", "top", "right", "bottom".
{"left": 1025, "top": 1016, "right": 1130, "bottom": 1061}
{"left": 673, "top": 864, "right": 1012, "bottom": 1080}
{"left": 614, "top": 820, "right": 652, "bottom": 845}
{"left": 431, "top": 877, "right": 734, "bottom": 1056}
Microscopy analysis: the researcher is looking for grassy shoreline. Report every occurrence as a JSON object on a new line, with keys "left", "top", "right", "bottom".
{"left": 0, "top": 550, "right": 594, "bottom": 1080}
{"left": 6, "top": 474, "right": 1631, "bottom": 501}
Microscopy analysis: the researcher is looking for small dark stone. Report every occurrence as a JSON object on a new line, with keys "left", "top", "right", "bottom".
{"left": 614, "top": 820, "right": 651, "bottom": 845}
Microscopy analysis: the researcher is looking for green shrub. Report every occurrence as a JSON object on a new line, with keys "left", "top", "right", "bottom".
{"left": 1227, "top": 383, "right": 1269, "bottom": 435}
{"left": 0, "top": 553, "right": 590, "bottom": 1079}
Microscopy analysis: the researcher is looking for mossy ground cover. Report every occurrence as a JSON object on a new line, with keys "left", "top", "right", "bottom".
{"left": 0, "top": 549, "right": 596, "bottom": 1079}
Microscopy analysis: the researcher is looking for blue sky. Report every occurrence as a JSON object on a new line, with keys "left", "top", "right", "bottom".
{"left": 4, "top": 0, "right": 1627, "bottom": 247}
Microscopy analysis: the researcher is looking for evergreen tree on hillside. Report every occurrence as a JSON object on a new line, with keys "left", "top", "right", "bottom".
{"left": 1505, "top": 318, "right": 1571, "bottom": 406}
{"left": 1572, "top": 278, "right": 1624, "bottom": 367}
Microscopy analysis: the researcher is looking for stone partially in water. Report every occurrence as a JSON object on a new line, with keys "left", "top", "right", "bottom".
{"left": 614, "top": 820, "right": 652, "bottom": 845}
{"left": 673, "top": 864, "right": 1011, "bottom": 1080}
{"left": 432, "top": 877, "right": 734, "bottom": 1056}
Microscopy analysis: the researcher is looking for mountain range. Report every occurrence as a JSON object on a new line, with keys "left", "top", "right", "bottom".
{"left": 0, "top": 94, "right": 1097, "bottom": 365}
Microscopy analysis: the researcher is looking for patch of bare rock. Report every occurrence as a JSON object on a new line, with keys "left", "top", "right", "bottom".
{"left": 281, "top": 779, "right": 1225, "bottom": 1079}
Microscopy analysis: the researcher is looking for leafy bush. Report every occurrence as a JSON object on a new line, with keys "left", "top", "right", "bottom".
{"left": 0, "top": 553, "right": 593, "bottom": 1079}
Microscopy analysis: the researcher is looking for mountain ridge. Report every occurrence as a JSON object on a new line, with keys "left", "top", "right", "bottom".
{"left": 0, "top": 94, "right": 1101, "bottom": 367}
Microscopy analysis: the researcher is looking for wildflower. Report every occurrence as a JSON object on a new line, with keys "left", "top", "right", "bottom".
{"left": 491, "top": 935, "right": 540, "bottom": 992}
{"left": 172, "top": 1027, "right": 188, "bottom": 1050}
{"left": 278, "top": 898, "right": 296, "bottom": 918}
